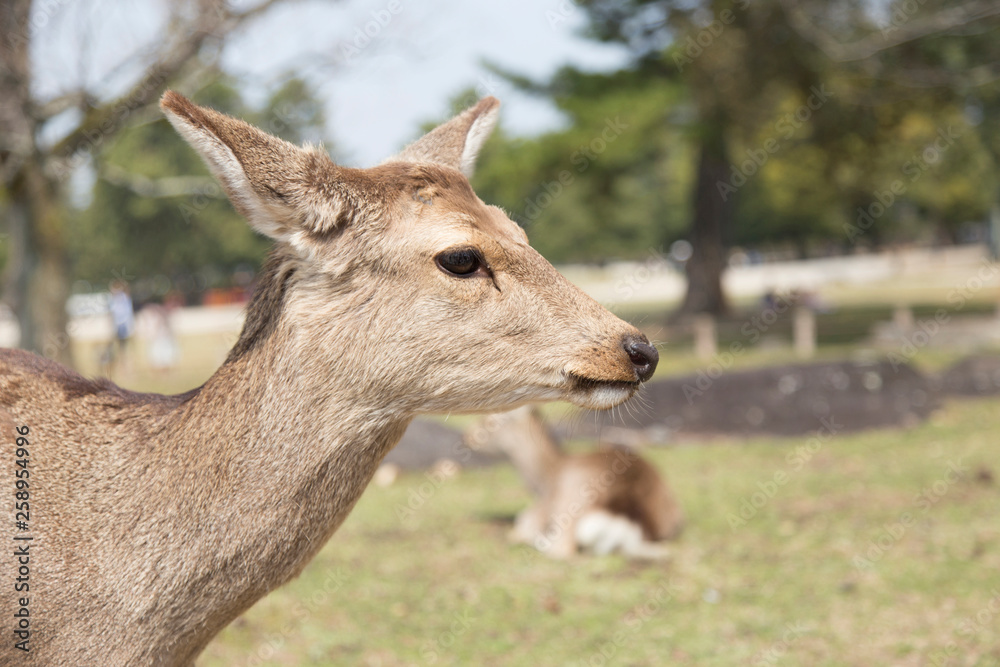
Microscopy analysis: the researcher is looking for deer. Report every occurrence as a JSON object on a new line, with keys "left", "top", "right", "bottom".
{"left": 466, "top": 406, "right": 683, "bottom": 560}
{"left": 0, "top": 92, "right": 659, "bottom": 665}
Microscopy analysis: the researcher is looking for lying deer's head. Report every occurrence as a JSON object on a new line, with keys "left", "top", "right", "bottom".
{"left": 161, "top": 92, "right": 657, "bottom": 414}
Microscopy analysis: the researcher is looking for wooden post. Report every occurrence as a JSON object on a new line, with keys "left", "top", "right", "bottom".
{"left": 794, "top": 307, "right": 816, "bottom": 359}
{"left": 693, "top": 313, "right": 717, "bottom": 360}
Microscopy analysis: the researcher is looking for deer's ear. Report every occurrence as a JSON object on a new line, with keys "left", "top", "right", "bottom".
{"left": 160, "top": 91, "right": 362, "bottom": 247}
{"left": 394, "top": 97, "right": 500, "bottom": 177}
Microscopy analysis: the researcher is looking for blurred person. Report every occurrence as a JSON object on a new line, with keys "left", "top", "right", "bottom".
{"left": 164, "top": 289, "right": 185, "bottom": 310}
{"left": 762, "top": 289, "right": 780, "bottom": 311}
{"left": 232, "top": 265, "right": 255, "bottom": 303}
{"left": 139, "top": 300, "right": 179, "bottom": 374}
{"left": 108, "top": 280, "right": 135, "bottom": 373}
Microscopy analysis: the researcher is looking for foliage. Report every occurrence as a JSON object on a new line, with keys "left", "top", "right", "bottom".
{"left": 473, "top": 71, "right": 693, "bottom": 262}
{"left": 467, "top": 0, "right": 1000, "bottom": 272}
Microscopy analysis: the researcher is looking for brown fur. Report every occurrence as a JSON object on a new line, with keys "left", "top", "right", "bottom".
{"left": 0, "top": 93, "right": 657, "bottom": 664}
{"left": 467, "top": 407, "right": 683, "bottom": 559}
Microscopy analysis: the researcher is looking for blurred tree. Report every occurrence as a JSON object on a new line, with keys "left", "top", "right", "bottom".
{"left": 779, "top": 0, "right": 1000, "bottom": 247}
{"left": 971, "top": 82, "right": 1000, "bottom": 257}
{"left": 484, "top": 0, "right": 1000, "bottom": 315}
{"left": 573, "top": 0, "right": 834, "bottom": 315}
{"left": 0, "top": 0, "right": 290, "bottom": 365}
{"left": 479, "top": 1, "right": 834, "bottom": 313}
{"left": 471, "top": 71, "right": 693, "bottom": 263}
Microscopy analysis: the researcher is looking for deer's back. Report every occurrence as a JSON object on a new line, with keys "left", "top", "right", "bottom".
{"left": 0, "top": 347, "right": 198, "bottom": 535}
{"left": 0, "top": 348, "right": 199, "bottom": 663}
{"left": 0, "top": 347, "right": 194, "bottom": 442}
{"left": 558, "top": 446, "right": 683, "bottom": 541}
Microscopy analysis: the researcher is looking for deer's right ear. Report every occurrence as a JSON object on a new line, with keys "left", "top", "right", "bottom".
{"left": 160, "top": 91, "right": 364, "bottom": 249}
{"left": 394, "top": 97, "right": 500, "bottom": 177}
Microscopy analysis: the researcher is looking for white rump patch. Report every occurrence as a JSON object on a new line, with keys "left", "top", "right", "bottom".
{"left": 576, "top": 510, "right": 670, "bottom": 560}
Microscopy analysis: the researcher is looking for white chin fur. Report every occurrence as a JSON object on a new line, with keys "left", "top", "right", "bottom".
{"left": 567, "top": 384, "right": 637, "bottom": 410}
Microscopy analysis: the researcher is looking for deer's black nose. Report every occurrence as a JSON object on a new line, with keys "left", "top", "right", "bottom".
{"left": 623, "top": 335, "right": 658, "bottom": 382}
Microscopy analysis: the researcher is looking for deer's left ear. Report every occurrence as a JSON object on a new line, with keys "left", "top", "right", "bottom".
{"left": 393, "top": 97, "right": 500, "bottom": 177}
{"left": 160, "top": 91, "right": 376, "bottom": 251}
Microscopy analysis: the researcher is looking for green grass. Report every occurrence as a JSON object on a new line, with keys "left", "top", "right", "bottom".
{"left": 199, "top": 398, "right": 1000, "bottom": 667}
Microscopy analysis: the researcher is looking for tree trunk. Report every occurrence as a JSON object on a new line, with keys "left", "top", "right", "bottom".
{"left": 676, "top": 119, "right": 732, "bottom": 316}
{"left": 5, "top": 163, "right": 72, "bottom": 365}
{"left": 21, "top": 162, "right": 72, "bottom": 365}
{"left": 3, "top": 191, "right": 35, "bottom": 349}
{"left": 1, "top": 0, "right": 73, "bottom": 366}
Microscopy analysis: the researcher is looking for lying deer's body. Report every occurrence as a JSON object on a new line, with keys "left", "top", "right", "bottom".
{"left": 0, "top": 93, "right": 658, "bottom": 664}
{"left": 469, "top": 407, "right": 682, "bottom": 559}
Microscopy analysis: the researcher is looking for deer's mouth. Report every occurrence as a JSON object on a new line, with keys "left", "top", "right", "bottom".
{"left": 564, "top": 373, "right": 640, "bottom": 410}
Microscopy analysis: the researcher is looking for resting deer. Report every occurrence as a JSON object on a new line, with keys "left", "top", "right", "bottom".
{"left": 467, "top": 407, "right": 682, "bottom": 559}
{"left": 0, "top": 93, "right": 659, "bottom": 665}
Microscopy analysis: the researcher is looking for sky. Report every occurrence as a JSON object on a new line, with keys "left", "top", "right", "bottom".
{"left": 32, "top": 0, "right": 631, "bottom": 167}
{"left": 222, "top": 0, "right": 630, "bottom": 164}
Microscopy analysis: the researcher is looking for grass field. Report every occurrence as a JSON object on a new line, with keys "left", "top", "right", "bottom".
{"left": 196, "top": 397, "right": 1000, "bottom": 667}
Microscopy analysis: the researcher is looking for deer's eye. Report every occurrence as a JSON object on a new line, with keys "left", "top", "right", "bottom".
{"left": 436, "top": 248, "right": 483, "bottom": 277}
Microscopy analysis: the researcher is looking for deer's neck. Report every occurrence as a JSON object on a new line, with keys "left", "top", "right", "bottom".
{"left": 499, "top": 409, "right": 564, "bottom": 497}
{"left": 180, "top": 339, "right": 410, "bottom": 561}
{"left": 129, "top": 319, "right": 412, "bottom": 658}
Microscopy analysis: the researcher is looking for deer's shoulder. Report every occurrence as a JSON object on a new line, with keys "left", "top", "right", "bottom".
{"left": 0, "top": 347, "right": 197, "bottom": 414}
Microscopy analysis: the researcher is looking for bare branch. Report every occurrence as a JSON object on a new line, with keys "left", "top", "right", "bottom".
{"left": 228, "top": 0, "right": 286, "bottom": 23}
{"left": 886, "top": 62, "right": 1000, "bottom": 89}
{"left": 99, "top": 163, "right": 221, "bottom": 199}
{"left": 33, "top": 90, "right": 91, "bottom": 119}
{"left": 49, "top": 0, "right": 288, "bottom": 162}
{"left": 780, "top": 0, "right": 1000, "bottom": 62}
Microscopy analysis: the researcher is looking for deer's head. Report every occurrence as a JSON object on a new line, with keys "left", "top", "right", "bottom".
{"left": 161, "top": 92, "right": 657, "bottom": 414}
